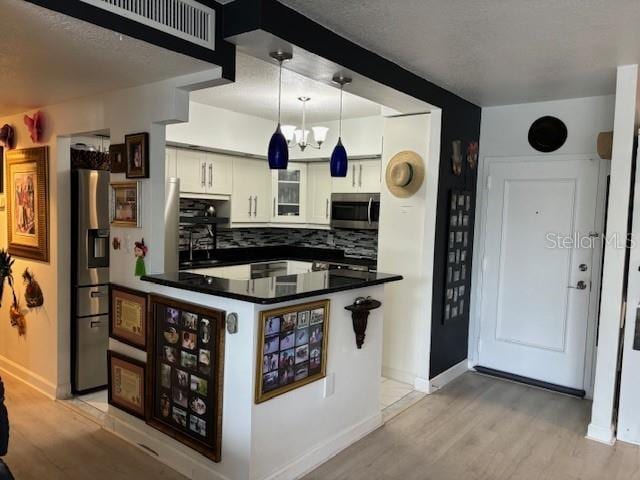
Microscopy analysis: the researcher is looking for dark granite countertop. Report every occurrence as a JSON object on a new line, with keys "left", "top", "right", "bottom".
{"left": 179, "top": 246, "right": 377, "bottom": 270}
{"left": 141, "top": 269, "right": 401, "bottom": 305}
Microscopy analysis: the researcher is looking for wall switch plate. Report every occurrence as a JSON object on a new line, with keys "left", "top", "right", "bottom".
{"left": 324, "top": 372, "right": 335, "bottom": 398}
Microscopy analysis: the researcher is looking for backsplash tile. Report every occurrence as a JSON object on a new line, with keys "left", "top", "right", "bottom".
{"left": 180, "top": 198, "right": 378, "bottom": 260}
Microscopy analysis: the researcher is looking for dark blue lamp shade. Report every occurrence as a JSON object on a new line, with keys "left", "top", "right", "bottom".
{"left": 330, "top": 137, "right": 348, "bottom": 177}
{"left": 268, "top": 124, "right": 289, "bottom": 169}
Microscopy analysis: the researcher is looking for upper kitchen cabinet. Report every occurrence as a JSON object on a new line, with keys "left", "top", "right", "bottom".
{"left": 332, "top": 158, "right": 382, "bottom": 194}
{"left": 271, "top": 162, "right": 308, "bottom": 223}
{"left": 231, "top": 157, "right": 271, "bottom": 224}
{"left": 176, "top": 148, "right": 233, "bottom": 196}
{"left": 307, "top": 162, "right": 332, "bottom": 226}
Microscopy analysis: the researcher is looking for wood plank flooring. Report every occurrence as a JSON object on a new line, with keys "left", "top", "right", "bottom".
{"left": 4, "top": 371, "right": 640, "bottom": 480}
{"left": 1, "top": 375, "right": 186, "bottom": 480}
{"left": 305, "top": 372, "right": 640, "bottom": 480}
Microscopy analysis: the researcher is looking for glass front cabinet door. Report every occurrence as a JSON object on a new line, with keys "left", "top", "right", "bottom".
{"left": 271, "top": 162, "right": 307, "bottom": 223}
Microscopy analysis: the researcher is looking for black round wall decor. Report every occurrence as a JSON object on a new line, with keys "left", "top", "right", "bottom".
{"left": 528, "top": 116, "right": 568, "bottom": 153}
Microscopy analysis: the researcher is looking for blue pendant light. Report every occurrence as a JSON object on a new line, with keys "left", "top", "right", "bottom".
{"left": 268, "top": 51, "right": 292, "bottom": 169}
{"left": 330, "top": 75, "right": 352, "bottom": 177}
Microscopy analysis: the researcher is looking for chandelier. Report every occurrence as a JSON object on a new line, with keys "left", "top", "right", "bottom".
{"left": 282, "top": 97, "right": 329, "bottom": 151}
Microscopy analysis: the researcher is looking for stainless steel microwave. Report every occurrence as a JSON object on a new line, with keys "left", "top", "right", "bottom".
{"left": 331, "top": 193, "right": 380, "bottom": 230}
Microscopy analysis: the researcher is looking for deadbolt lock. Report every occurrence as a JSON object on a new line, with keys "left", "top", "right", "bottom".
{"left": 579, "top": 264, "right": 588, "bottom": 272}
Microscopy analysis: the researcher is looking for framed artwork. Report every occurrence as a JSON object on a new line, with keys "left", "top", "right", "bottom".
{"left": 108, "top": 351, "right": 146, "bottom": 419}
{"left": 109, "top": 143, "right": 126, "bottom": 174}
{"left": 5, "top": 147, "right": 49, "bottom": 262}
{"left": 110, "top": 181, "right": 141, "bottom": 227}
{"left": 110, "top": 284, "right": 147, "bottom": 349}
{"left": 147, "top": 295, "right": 225, "bottom": 462}
{"left": 256, "top": 299, "right": 330, "bottom": 404}
{"left": 125, "top": 132, "right": 149, "bottom": 179}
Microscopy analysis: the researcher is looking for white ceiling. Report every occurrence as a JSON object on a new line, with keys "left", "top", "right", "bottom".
{"left": 0, "top": 0, "right": 214, "bottom": 116}
{"left": 190, "top": 53, "right": 382, "bottom": 123}
{"left": 259, "top": 0, "right": 640, "bottom": 106}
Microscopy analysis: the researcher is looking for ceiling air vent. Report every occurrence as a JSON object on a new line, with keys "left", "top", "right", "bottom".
{"left": 79, "top": 0, "right": 216, "bottom": 50}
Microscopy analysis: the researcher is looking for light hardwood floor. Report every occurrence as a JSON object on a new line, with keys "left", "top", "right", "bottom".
{"left": 305, "top": 372, "right": 640, "bottom": 480}
{"left": 1, "top": 375, "right": 185, "bottom": 480}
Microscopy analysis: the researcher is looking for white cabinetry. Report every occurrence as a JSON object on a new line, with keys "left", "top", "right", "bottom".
{"left": 271, "top": 162, "right": 307, "bottom": 223}
{"left": 166, "top": 147, "right": 177, "bottom": 178}
{"left": 306, "top": 162, "right": 332, "bottom": 226}
{"left": 231, "top": 158, "right": 271, "bottom": 224}
{"left": 332, "top": 158, "right": 381, "bottom": 194}
{"left": 175, "top": 148, "right": 233, "bottom": 196}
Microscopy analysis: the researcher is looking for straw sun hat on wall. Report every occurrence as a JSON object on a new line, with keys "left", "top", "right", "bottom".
{"left": 385, "top": 150, "right": 425, "bottom": 198}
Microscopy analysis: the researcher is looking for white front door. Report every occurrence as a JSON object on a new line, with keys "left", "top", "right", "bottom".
{"left": 478, "top": 157, "right": 600, "bottom": 390}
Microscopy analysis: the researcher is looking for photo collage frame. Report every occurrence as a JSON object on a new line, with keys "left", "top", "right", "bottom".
{"left": 147, "top": 295, "right": 225, "bottom": 462}
{"left": 256, "top": 300, "right": 330, "bottom": 403}
{"left": 444, "top": 190, "right": 473, "bottom": 324}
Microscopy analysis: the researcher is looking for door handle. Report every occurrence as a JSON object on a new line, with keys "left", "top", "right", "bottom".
{"left": 248, "top": 196, "right": 253, "bottom": 217}
{"left": 352, "top": 165, "right": 356, "bottom": 188}
{"left": 326, "top": 198, "right": 329, "bottom": 219}
{"left": 568, "top": 281, "right": 588, "bottom": 290}
{"left": 359, "top": 164, "right": 363, "bottom": 187}
{"left": 201, "top": 163, "right": 206, "bottom": 188}
{"left": 273, "top": 197, "right": 276, "bottom": 216}
{"left": 209, "top": 163, "right": 213, "bottom": 187}
{"left": 254, "top": 196, "right": 258, "bottom": 217}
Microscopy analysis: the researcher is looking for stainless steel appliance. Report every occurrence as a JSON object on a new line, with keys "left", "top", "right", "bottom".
{"left": 331, "top": 193, "right": 380, "bottom": 230}
{"left": 71, "top": 169, "right": 110, "bottom": 393}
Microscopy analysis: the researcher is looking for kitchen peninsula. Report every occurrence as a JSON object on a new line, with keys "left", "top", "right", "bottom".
{"left": 136, "top": 254, "right": 402, "bottom": 480}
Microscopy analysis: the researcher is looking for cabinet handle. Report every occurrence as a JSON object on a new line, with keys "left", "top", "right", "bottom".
{"left": 367, "top": 197, "right": 373, "bottom": 225}
{"left": 273, "top": 197, "right": 276, "bottom": 217}
{"left": 201, "top": 163, "right": 206, "bottom": 188}
{"left": 254, "top": 196, "right": 258, "bottom": 217}
{"left": 208, "top": 163, "right": 213, "bottom": 187}
{"left": 359, "top": 164, "right": 363, "bottom": 187}
{"left": 326, "top": 198, "right": 329, "bottom": 219}
{"left": 352, "top": 164, "right": 356, "bottom": 187}
{"left": 248, "top": 196, "right": 253, "bottom": 217}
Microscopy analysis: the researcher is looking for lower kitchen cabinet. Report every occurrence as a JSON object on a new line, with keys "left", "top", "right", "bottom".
{"left": 231, "top": 157, "right": 272, "bottom": 224}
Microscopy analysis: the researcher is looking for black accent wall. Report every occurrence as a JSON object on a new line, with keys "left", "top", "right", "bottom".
{"left": 223, "top": 0, "right": 481, "bottom": 379}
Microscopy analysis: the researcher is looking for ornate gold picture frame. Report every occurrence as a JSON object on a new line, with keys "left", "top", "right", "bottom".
{"left": 6, "top": 147, "right": 49, "bottom": 262}
{"left": 256, "top": 299, "right": 330, "bottom": 404}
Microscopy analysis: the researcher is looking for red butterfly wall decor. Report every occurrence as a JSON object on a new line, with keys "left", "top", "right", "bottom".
{"left": 23, "top": 111, "right": 44, "bottom": 143}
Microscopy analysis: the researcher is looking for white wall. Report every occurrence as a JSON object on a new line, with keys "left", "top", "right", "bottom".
{"left": 0, "top": 68, "right": 221, "bottom": 399}
{"left": 377, "top": 112, "right": 440, "bottom": 391}
{"left": 166, "top": 101, "right": 383, "bottom": 159}
{"left": 603, "top": 66, "right": 640, "bottom": 445}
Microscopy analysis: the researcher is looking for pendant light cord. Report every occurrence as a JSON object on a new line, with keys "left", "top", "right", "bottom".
{"left": 339, "top": 85, "right": 344, "bottom": 137}
{"left": 277, "top": 60, "right": 283, "bottom": 124}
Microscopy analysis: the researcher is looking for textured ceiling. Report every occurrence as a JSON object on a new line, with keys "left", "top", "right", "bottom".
{"left": 254, "top": 0, "right": 640, "bottom": 106}
{"left": 0, "top": 0, "right": 213, "bottom": 116}
{"left": 190, "top": 53, "right": 382, "bottom": 123}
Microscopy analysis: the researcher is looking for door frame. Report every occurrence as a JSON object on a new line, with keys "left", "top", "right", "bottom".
{"left": 469, "top": 154, "right": 610, "bottom": 398}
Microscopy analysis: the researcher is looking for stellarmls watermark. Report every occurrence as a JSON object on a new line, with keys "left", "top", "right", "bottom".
{"left": 545, "top": 232, "right": 632, "bottom": 249}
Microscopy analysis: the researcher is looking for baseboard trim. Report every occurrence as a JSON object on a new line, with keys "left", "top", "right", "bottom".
{"left": 263, "top": 413, "right": 383, "bottom": 480}
{"left": 475, "top": 366, "right": 586, "bottom": 398}
{"left": 105, "top": 409, "right": 234, "bottom": 480}
{"left": 429, "top": 359, "right": 468, "bottom": 392}
{"left": 413, "top": 376, "right": 430, "bottom": 393}
{"left": 0, "top": 355, "right": 58, "bottom": 400}
{"left": 586, "top": 423, "right": 616, "bottom": 445}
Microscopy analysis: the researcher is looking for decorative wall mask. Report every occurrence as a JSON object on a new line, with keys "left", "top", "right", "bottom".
{"left": 466, "top": 141, "right": 479, "bottom": 169}
{"left": 0, "top": 250, "right": 25, "bottom": 335}
{"left": 134, "top": 238, "right": 147, "bottom": 277}
{"left": 23, "top": 111, "right": 44, "bottom": 143}
{"left": 23, "top": 268, "right": 44, "bottom": 308}
{"left": 112, "top": 237, "right": 121, "bottom": 250}
{"left": 451, "top": 140, "right": 463, "bottom": 176}
{"left": 0, "top": 125, "right": 15, "bottom": 150}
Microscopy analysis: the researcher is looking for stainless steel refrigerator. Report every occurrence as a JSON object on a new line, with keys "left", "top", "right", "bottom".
{"left": 71, "top": 169, "right": 110, "bottom": 393}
